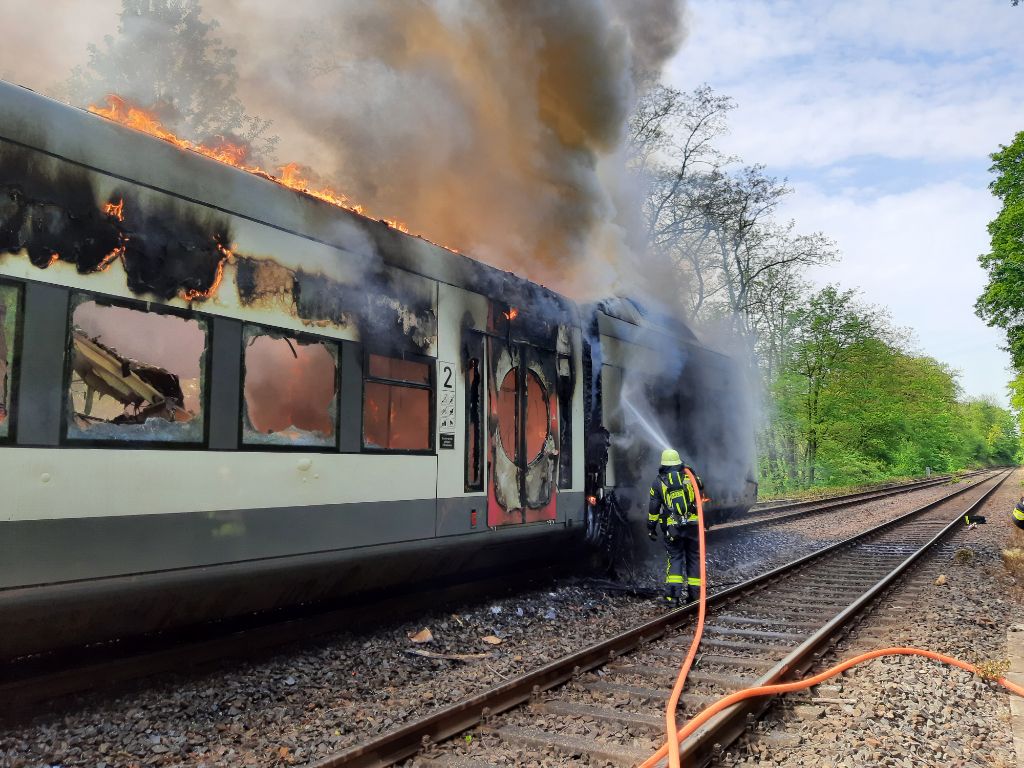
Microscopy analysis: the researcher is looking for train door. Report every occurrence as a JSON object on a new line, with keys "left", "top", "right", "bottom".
{"left": 487, "top": 339, "right": 559, "bottom": 526}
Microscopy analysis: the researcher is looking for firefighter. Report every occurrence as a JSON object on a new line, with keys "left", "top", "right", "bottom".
{"left": 1012, "top": 497, "right": 1024, "bottom": 531}
{"left": 647, "top": 449, "right": 704, "bottom": 605}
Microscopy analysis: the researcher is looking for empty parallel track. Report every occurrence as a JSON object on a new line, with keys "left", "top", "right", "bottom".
{"left": 711, "top": 469, "right": 985, "bottom": 536}
{"left": 314, "top": 469, "right": 1008, "bottom": 767}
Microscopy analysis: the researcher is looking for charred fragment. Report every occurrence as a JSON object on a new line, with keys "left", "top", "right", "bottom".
{"left": 294, "top": 268, "right": 435, "bottom": 354}
{"left": 0, "top": 147, "right": 121, "bottom": 270}
{"left": 0, "top": 144, "right": 232, "bottom": 302}
{"left": 235, "top": 254, "right": 436, "bottom": 354}
{"left": 71, "top": 329, "right": 186, "bottom": 424}
{"left": 119, "top": 200, "right": 231, "bottom": 301}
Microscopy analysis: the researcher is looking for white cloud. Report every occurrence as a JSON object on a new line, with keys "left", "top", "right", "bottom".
{"left": 782, "top": 181, "right": 1011, "bottom": 402}
{"left": 666, "top": 0, "right": 1024, "bottom": 168}
{"left": 662, "top": 0, "right": 1020, "bottom": 402}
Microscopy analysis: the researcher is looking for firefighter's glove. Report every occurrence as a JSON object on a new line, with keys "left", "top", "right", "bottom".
{"left": 648, "top": 530, "right": 658, "bottom": 541}
{"left": 666, "top": 535, "right": 676, "bottom": 543}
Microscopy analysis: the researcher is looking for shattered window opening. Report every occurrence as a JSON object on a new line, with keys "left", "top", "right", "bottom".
{"left": 465, "top": 354, "right": 483, "bottom": 491}
{"left": 65, "top": 296, "right": 207, "bottom": 444}
{"left": 363, "top": 353, "right": 432, "bottom": 452}
{"left": 0, "top": 282, "right": 22, "bottom": 440}
{"left": 242, "top": 326, "right": 338, "bottom": 448}
{"left": 496, "top": 369, "right": 518, "bottom": 462}
{"left": 557, "top": 354, "right": 573, "bottom": 489}
{"left": 524, "top": 370, "right": 549, "bottom": 464}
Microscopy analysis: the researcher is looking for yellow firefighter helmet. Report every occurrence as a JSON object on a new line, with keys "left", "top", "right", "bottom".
{"left": 660, "top": 448, "right": 683, "bottom": 467}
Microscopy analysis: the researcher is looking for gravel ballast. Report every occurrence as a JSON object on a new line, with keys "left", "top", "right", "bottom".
{"left": 716, "top": 469, "right": 1022, "bottom": 768}
{"left": 0, "top": 474, "right": 1000, "bottom": 767}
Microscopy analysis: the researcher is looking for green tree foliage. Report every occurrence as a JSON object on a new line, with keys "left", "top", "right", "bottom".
{"left": 759, "top": 287, "right": 1019, "bottom": 495}
{"left": 976, "top": 131, "right": 1024, "bottom": 366}
{"left": 630, "top": 90, "right": 1024, "bottom": 495}
{"left": 65, "top": 0, "right": 277, "bottom": 162}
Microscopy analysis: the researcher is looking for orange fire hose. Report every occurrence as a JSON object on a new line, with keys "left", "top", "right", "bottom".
{"left": 641, "top": 647, "right": 1024, "bottom": 767}
{"left": 660, "top": 466, "right": 707, "bottom": 768}
{"left": 641, "top": 477, "right": 1024, "bottom": 768}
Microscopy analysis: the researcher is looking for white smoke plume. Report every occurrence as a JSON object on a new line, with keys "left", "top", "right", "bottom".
{"left": 2, "top": 0, "right": 687, "bottom": 299}
{"left": 206, "top": 0, "right": 688, "bottom": 297}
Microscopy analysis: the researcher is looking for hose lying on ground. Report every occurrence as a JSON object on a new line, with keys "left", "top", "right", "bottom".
{"left": 643, "top": 476, "right": 1024, "bottom": 768}
{"left": 660, "top": 467, "right": 707, "bottom": 768}
{"left": 640, "top": 647, "right": 1024, "bottom": 767}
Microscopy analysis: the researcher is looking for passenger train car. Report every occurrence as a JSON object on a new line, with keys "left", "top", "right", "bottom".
{"left": 0, "top": 80, "right": 756, "bottom": 661}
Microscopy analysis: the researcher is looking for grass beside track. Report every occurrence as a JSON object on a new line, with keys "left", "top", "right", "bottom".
{"left": 757, "top": 468, "right": 984, "bottom": 504}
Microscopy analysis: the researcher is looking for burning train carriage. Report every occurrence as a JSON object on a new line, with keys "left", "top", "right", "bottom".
{"left": 0, "top": 81, "right": 754, "bottom": 659}
{"left": 0, "top": 81, "right": 588, "bottom": 660}
{"left": 584, "top": 299, "right": 759, "bottom": 573}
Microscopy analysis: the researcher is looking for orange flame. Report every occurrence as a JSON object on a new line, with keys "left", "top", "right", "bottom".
{"left": 180, "top": 242, "right": 232, "bottom": 302}
{"left": 104, "top": 198, "right": 125, "bottom": 221}
{"left": 86, "top": 95, "right": 452, "bottom": 248}
{"left": 97, "top": 242, "right": 127, "bottom": 272}
{"left": 504, "top": 307, "right": 519, "bottom": 321}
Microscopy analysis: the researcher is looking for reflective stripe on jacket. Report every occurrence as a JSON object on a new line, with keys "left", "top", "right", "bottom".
{"left": 647, "top": 468, "right": 702, "bottom": 538}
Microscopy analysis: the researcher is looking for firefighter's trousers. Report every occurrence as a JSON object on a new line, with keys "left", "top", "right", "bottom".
{"left": 664, "top": 533, "right": 701, "bottom": 603}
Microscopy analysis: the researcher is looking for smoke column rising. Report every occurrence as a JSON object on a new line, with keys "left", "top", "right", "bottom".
{"left": 206, "top": 0, "right": 687, "bottom": 299}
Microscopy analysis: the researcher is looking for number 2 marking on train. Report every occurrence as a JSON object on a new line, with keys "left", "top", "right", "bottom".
{"left": 438, "top": 361, "right": 457, "bottom": 448}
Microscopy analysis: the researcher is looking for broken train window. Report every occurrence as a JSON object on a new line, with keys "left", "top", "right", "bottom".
{"left": 362, "top": 352, "right": 432, "bottom": 452}
{"left": 241, "top": 325, "right": 338, "bottom": 448}
{"left": 66, "top": 296, "right": 207, "bottom": 444}
{"left": 0, "top": 282, "right": 22, "bottom": 441}
{"left": 464, "top": 335, "right": 484, "bottom": 491}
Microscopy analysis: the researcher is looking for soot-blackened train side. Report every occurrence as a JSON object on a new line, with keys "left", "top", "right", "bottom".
{"left": 0, "top": 81, "right": 756, "bottom": 660}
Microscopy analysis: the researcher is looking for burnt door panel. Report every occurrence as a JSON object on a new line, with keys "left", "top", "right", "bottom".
{"left": 487, "top": 340, "right": 558, "bottom": 526}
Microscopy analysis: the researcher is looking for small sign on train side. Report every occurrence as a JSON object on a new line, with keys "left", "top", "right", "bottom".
{"left": 438, "top": 360, "right": 456, "bottom": 449}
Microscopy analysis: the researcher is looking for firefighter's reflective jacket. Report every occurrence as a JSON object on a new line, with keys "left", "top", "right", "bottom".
{"left": 647, "top": 469, "right": 703, "bottom": 540}
{"left": 1013, "top": 500, "right": 1024, "bottom": 531}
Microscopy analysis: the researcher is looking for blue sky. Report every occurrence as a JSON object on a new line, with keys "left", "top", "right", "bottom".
{"left": 664, "top": 0, "right": 1024, "bottom": 404}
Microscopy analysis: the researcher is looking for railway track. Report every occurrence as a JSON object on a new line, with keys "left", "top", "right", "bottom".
{"left": 315, "top": 469, "right": 1008, "bottom": 768}
{"left": 711, "top": 469, "right": 986, "bottom": 536}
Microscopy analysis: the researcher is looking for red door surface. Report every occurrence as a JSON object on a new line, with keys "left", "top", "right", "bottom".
{"left": 487, "top": 340, "right": 559, "bottom": 526}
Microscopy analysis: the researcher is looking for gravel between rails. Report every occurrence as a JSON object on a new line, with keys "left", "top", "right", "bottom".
{"left": 707, "top": 476, "right": 986, "bottom": 587}
{"left": 715, "top": 468, "right": 1023, "bottom": 768}
{"left": 0, "top": 475, "right": 993, "bottom": 768}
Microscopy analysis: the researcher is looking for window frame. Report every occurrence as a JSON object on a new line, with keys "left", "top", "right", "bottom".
{"left": 61, "top": 290, "right": 213, "bottom": 450}
{"left": 360, "top": 348, "right": 436, "bottom": 455}
{"left": 237, "top": 321, "right": 342, "bottom": 453}
{"left": 0, "top": 278, "right": 24, "bottom": 444}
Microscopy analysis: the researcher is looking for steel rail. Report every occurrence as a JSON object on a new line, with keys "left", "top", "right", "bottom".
{"left": 713, "top": 469, "right": 987, "bottom": 535}
{"left": 672, "top": 468, "right": 1011, "bottom": 767}
{"left": 749, "top": 471, "right": 977, "bottom": 515}
{"left": 310, "top": 470, "right": 1007, "bottom": 768}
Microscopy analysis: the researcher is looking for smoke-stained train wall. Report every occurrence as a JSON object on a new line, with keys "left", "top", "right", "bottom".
{"left": 0, "top": 81, "right": 754, "bottom": 659}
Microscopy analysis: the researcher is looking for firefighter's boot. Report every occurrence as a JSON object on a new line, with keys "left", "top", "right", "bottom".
{"left": 687, "top": 579, "right": 701, "bottom": 604}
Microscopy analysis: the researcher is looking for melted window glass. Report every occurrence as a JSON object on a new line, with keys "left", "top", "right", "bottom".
{"left": 242, "top": 329, "right": 338, "bottom": 447}
{"left": 496, "top": 369, "right": 518, "bottom": 461}
{"left": 465, "top": 355, "right": 483, "bottom": 491}
{"left": 524, "top": 369, "right": 549, "bottom": 464}
{"left": 0, "top": 284, "right": 20, "bottom": 439}
{"left": 368, "top": 354, "right": 429, "bottom": 384}
{"left": 363, "top": 381, "right": 430, "bottom": 450}
{"left": 67, "top": 298, "right": 207, "bottom": 443}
